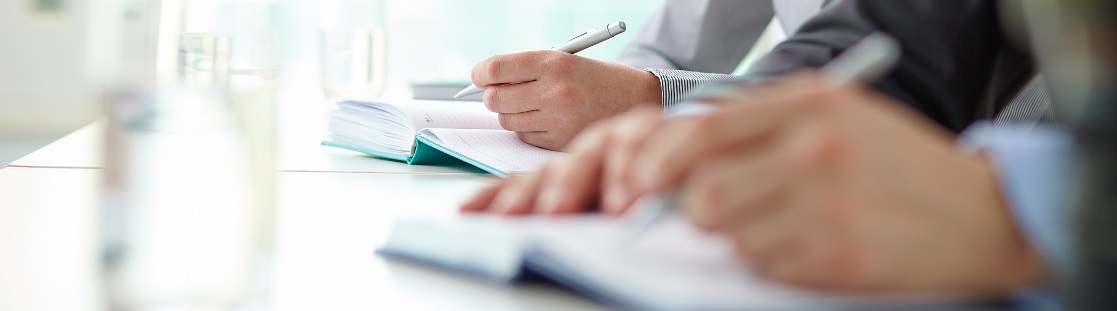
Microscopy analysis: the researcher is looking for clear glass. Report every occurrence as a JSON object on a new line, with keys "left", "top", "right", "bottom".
{"left": 103, "top": 87, "right": 265, "bottom": 311}
{"left": 319, "top": 0, "right": 388, "bottom": 100}
{"left": 320, "top": 28, "right": 387, "bottom": 100}
{"left": 178, "top": 33, "right": 231, "bottom": 87}
{"left": 101, "top": 0, "right": 283, "bottom": 310}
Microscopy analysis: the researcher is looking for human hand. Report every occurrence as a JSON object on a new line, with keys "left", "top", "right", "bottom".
{"left": 620, "top": 74, "right": 1045, "bottom": 293}
{"left": 470, "top": 50, "right": 662, "bottom": 150}
{"left": 459, "top": 107, "right": 665, "bottom": 215}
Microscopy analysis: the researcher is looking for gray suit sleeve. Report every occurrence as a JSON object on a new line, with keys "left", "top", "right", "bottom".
{"left": 617, "top": 0, "right": 775, "bottom": 107}
{"left": 617, "top": 0, "right": 774, "bottom": 72}
{"left": 745, "top": 0, "right": 1034, "bottom": 133}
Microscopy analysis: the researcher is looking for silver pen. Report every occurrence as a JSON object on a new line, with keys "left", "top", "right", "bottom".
{"left": 453, "top": 21, "right": 628, "bottom": 99}
{"left": 621, "top": 33, "right": 902, "bottom": 244}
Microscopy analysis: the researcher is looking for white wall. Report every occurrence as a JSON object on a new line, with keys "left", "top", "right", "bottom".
{"left": 0, "top": 0, "right": 99, "bottom": 135}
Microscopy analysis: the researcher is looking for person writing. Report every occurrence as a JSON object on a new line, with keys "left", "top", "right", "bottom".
{"left": 469, "top": 0, "right": 829, "bottom": 150}
{"left": 461, "top": 0, "right": 1073, "bottom": 302}
{"left": 468, "top": 0, "right": 1036, "bottom": 150}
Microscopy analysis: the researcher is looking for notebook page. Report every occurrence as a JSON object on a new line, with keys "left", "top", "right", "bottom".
{"left": 327, "top": 99, "right": 502, "bottom": 159}
{"left": 379, "top": 216, "right": 528, "bottom": 282}
{"left": 379, "top": 214, "right": 975, "bottom": 310}
{"left": 396, "top": 100, "right": 501, "bottom": 131}
{"left": 531, "top": 216, "right": 969, "bottom": 310}
{"left": 329, "top": 101, "right": 416, "bottom": 157}
{"left": 419, "top": 129, "right": 563, "bottom": 175}
{"left": 378, "top": 216, "right": 618, "bottom": 282}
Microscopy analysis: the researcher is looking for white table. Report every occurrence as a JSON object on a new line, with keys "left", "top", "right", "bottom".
{"left": 0, "top": 86, "right": 610, "bottom": 310}
{"left": 9, "top": 87, "right": 487, "bottom": 176}
{"left": 0, "top": 167, "right": 610, "bottom": 311}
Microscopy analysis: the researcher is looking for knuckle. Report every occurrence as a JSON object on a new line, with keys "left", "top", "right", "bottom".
{"left": 515, "top": 131, "right": 534, "bottom": 144}
{"left": 547, "top": 84, "right": 577, "bottom": 105}
{"left": 541, "top": 52, "right": 573, "bottom": 74}
{"left": 792, "top": 127, "right": 842, "bottom": 170}
{"left": 482, "top": 57, "right": 505, "bottom": 82}
{"left": 483, "top": 88, "right": 501, "bottom": 111}
{"left": 497, "top": 113, "right": 519, "bottom": 131}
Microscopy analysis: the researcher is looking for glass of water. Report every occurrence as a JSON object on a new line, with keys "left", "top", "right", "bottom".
{"left": 319, "top": 0, "right": 388, "bottom": 100}
{"left": 178, "top": 33, "right": 231, "bottom": 87}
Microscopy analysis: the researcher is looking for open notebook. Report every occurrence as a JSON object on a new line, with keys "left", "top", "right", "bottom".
{"left": 378, "top": 215, "right": 984, "bottom": 311}
{"left": 324, "top": 100, "right": 563, "bottom": 177}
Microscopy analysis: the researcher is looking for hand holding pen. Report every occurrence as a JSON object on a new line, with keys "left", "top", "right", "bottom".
{"left": 456, "top": 21, "right": 664, "bottom": 151}
{"left": 622, "top": 33, "right": 902, "bottom": 242}
{"left": 461, "top": 33, "right": 901, "bottom": 217}
{"left": 455, "top": 21, "right": 628, "bottom": 98}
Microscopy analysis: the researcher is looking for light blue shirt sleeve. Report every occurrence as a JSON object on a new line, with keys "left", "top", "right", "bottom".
{"left": 960, "top": 122, "right": 1077, "bottom": 283}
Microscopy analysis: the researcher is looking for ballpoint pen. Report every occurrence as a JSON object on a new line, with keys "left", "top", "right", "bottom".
{"left": 621, "top": 33, "right": 902, "bottom": 244}
{"left": 453, "top": 21, "right": 628, "bottom": 99}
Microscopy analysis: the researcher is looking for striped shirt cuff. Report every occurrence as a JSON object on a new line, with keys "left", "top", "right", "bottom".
{"left": 961, "top": 122, "right": 1077, "bottom": 283}
{"left": 645, "top": 69, "right": 743, "bottom": 110}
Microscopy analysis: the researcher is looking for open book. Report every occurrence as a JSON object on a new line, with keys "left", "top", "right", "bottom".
{"left": 324, "top": 100, "right": 563, "bottom": 177}
{"left": 378, "top": 215, "right": 985, "bottom": 311}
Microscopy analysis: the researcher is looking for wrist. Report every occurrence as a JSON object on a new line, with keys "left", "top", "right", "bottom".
{"left": 636, "top": 70, "right": 663, "bottom": 109}
{"left": 974, "top": 154, "right": 1048, "bottom": 291}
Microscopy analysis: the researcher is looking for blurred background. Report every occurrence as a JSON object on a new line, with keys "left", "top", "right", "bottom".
{"left": 0, "top": 0, "right": 663, "bottom": 166}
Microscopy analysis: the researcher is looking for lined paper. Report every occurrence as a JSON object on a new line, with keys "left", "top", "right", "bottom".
{"left": 328, "top": 100, "right": 501, "bottom": 158}
{"left": 420, "top": 129, "right": 563, "bottom": 175}
{"left": 397, "top": 100, "right": 501, "bottom": 131}
{"left": 382, "top": 215, "right": 972, "bottom": 311}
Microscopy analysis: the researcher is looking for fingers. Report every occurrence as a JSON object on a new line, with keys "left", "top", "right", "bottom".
{"left": 761, "top": 232, "right": 857, "bottom": 290}
{"left": 470, "top": 52, "right": 541, "bottom": 87}
{"left": 497, "top": 111, "right": 548, "bottom": 132}
{"left": 459, "top": 182, "right": 504, "bottom": 213}
{"left": 483, "top": 81, "right": 548, "bottom": 114}
{"left": 526, "top": 116, "right": 622, "bottom": 214}
{"left": 727, "top": 190, "right": 806, "bottom": 264}
{"left": 461, "top": 116, "right": 621, "bottom": 215}
{"left": 680, "top": 145, "right": 793, "bottom": 230}
{"left": 601, "top": 108, "right": 664, "bottom": 214}
{"left": 631, "top": 81, "right": 839, "bottom": 195}
{"left": 488, "top": 169, "right": 547, "bottom": 215}
{"left": 535, "top": 143, "right": 608, "bottom": 215}
{"left": 471, "top": 50, "right": 569, "bottom": 87}
{"left": 516, "top": 131, "right": 567, "bottom": 151}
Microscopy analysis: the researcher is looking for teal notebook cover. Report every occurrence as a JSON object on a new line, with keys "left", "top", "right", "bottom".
{"left": 413, "top": 136, "right": 510, "bottom": 178}
{"left": 321, "top": 141, "right": 411, "bottom": 162}
{"left": 321, "top": 138, "right": 510, "bottom": 178}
